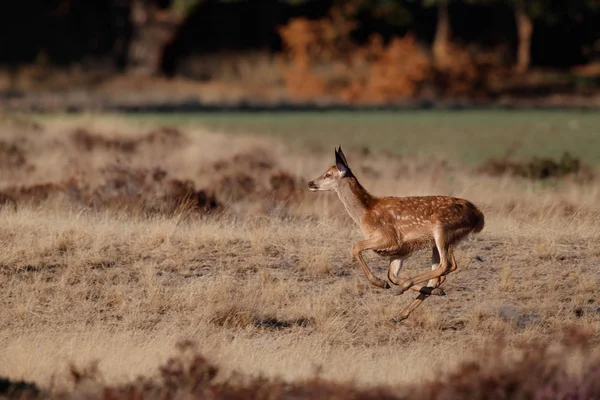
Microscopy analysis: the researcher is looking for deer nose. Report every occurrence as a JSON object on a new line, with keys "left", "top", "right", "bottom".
{"left": 308, "top": 181, "right": 317, "bottom": 189}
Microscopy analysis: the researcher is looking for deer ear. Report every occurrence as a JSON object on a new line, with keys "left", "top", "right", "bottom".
{"left": 337, "top": 146, "right": 349, "bottom": 167}
{"left": 335, "top": 146, "right": 348, "bottom": 175}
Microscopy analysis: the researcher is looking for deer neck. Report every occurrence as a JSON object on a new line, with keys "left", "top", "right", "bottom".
{"left": 336, "top": 177, "right": 375, "bottom": 227}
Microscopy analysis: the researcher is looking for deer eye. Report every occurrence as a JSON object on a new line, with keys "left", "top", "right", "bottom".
{"left": 324, "top": 172, "right": 332, "bottom": 178}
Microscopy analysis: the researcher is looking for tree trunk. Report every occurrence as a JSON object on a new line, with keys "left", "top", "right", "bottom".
{"left": 112, "top": 0, "right": 132, "bottom": 71}
{"left": 514, "top": 0, "right": 533, "bottom": 73}
{"left": 126, "top": 0, "right": 183, "bottom": 76}
{"left": 433, "top": 0, "right": 451, "bottom": 66}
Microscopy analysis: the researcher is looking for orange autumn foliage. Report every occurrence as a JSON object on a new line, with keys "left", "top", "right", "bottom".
{"left": 277, "top": 9, "right": 431, "bottom": 103}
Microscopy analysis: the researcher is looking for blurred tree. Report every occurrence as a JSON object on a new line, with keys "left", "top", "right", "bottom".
{"left": 119, "top": 0, "right": 600, "bottom": 75}
{"left": 423, "top": 0, "right": 452, "bottom": 66}
{"left": 513, "top": 0, "right": 532, "bottom": 72}
{"left": 428, "top": 0, "right": 599, "bottom": 71}
{"left": 1, "top": 0, "right": 598, "bottom": 82}
{"left": 510, "top": 0, "right": 600, "bottom": 71}
{"left": 125, "top": 0, "right": 201, "bottom": 76}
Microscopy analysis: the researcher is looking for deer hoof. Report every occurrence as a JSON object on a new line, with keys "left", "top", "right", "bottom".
{"left": 419, "top": 286, "right": 445, "bottom": 296}
{"left": 389, "top": 315, "right": 407, "bottom": 324}
{"left": 398, "top": 280, "right": 414, "bottom": 294}
{"left": 391, "top": 285, "right": 407, "bottom": 296}
{"left": 376, "top": 279, "right": 390, "bottom": 289}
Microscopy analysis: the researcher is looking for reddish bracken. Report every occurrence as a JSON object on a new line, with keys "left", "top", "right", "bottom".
{"left": 308, "top": 147, "right": 484, "bottom": 322}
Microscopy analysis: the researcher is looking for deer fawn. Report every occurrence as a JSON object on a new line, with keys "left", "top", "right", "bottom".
{"left": 308, "top": 147, "right": 484, "bottom": 322}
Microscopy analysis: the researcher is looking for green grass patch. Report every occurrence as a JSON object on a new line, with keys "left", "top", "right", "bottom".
{"left": 36, "top": 110, "right": 600, "bottom": 165}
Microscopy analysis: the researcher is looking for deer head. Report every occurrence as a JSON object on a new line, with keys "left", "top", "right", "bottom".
{"left": 308, "top": 147, "right": 352, "bottom": 192}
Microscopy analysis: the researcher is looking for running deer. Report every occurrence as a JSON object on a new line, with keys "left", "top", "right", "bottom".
{"left": 308, "top": 147, "right": 484, "bottom": 322}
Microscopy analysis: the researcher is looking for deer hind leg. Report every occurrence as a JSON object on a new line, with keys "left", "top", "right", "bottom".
{"left": 391, "top": 242, "right": 456, "bottom": 322}
{"left": 422, "top": 245, "right": 457, "bottom": 292}
{"left": 393, "top": 270, "right": 451, "bottom": 322}
{"left": 389, "top": 257, "right": 446, "bottom": 296}
{"left": 447, "top": 245, "right": 458, "bottom": 273}
{"left": 395, "top": 230, "right": 451, "bottom": 295}
{"left": 426, "top": 245, "right": 456, "bottom": 285}
{"left": 387, "top": 258, "right": 406, "bottom": 285}
{"left": 391, "top": 293, "right": 428, "bottom": 323}
{"left": 427, "top": 245, "right": 443, "bottom": 288}
{"left": 352, "top": 238, "right": 391, "bottom": 289}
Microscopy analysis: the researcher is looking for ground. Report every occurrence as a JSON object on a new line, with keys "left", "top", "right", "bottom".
{"left": 0, "top": 111, "right": 598, "bottom": 396}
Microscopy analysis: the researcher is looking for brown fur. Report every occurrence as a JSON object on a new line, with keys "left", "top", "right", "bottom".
{"left": 309, "top": 147, "right": 485, "bottom": 322}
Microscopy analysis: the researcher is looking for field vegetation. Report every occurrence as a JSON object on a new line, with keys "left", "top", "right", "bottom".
{"left": 0, "top": 111, "right": 599, "bottom": 398}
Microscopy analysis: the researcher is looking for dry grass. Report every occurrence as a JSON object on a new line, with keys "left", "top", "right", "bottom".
{"left": 0, "top": 114, "right": 599, "bottom": 395}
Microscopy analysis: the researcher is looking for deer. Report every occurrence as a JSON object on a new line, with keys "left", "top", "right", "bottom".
{"left": 308, "top": 147, "right": 484, "bottom": 322}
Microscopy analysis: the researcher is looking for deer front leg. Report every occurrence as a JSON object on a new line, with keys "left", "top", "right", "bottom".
{"left": 352, "top": 239, "right": 391, "bottom": 289}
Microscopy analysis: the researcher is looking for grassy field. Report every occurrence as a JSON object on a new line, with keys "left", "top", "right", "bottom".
{"left": 123, "top": 110, "right": 600, "bottom": 164}
{"left": 32, "top": 110, "right": 600, "bottom": 165}
{"left": 1, "top": 111, "right": 599, "bottom": 398}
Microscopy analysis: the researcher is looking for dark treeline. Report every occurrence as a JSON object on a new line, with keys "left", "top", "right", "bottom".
{"left": 0, "top": 0, "right": 599, "bottom": 76}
